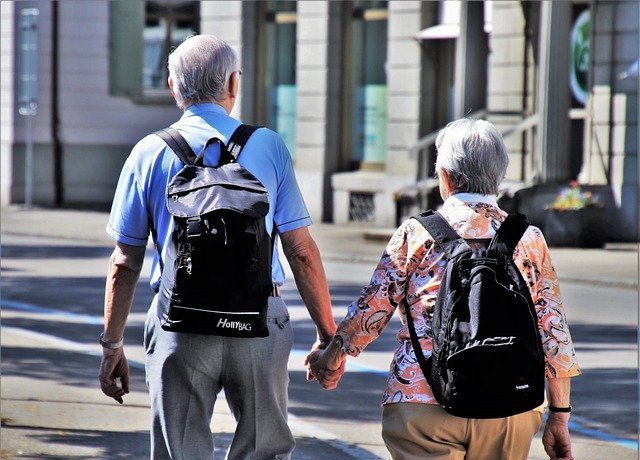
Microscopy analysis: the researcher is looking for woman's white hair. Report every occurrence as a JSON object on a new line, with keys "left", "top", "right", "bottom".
{"left": 435, "top": 118, "right": 509, "bottom": 195}
{"left": 168, "top": 35, "right": 238, "bottom": 109}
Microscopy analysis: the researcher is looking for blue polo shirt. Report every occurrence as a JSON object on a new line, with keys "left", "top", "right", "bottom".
{"left": 107, "top": 103, "right": 312, "bottom": 291}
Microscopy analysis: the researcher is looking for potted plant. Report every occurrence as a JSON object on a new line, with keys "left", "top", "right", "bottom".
{"left": 543, "top": 181, "right": 607, "bottom": 248}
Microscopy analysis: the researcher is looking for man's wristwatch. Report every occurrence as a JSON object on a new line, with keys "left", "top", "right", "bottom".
{"left": 548, "top": 404, "right": 572, "bottom": 413}
{"left": 100, "top": 332, "right": 124, "bottom": 350}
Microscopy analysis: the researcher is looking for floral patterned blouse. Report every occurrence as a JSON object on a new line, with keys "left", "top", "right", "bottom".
{"left": 335, "top": 193, "right": 581, "bottom": 407}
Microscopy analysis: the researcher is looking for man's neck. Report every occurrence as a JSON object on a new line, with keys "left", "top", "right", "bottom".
{"left": 218, "top": 98, "right": 233, "bottom": 114}
{"left": 184, "top": 98, "right": 231, "bottom": 114}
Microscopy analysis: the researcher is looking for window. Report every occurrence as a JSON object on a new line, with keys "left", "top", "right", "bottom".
{"left": 109, "top": 1, "right": 199, "bottom": 102}
{"left": 347, "top": 1, "right": 388, "bottom": 170}
{"left": 144, "top": 2, "right": 199, "bottom": 93}
{"left": 263, "top": 1, "right": 297, "bottom": 157}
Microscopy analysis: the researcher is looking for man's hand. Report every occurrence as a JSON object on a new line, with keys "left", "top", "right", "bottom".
{"left": 98, "top": 347, "right": 130, "bottom": 404}
{"left": 100, "top": 242, "right": 144, "bottom": 404}
{"left": 304, "top": 338, "right": 329, "bottom": 381}
{"left": 304, "top": 349, "right": 323, "bottom": 381}
{"left": 542, "top": 413, "right": 573, "bottom": 460}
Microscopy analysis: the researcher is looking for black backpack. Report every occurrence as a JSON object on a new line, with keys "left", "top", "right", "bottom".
{"left": 154, "top": 125, "right": 273, "bottom": 338}
{"left": 404, "top": 211, "right": 545, "bottom": 418}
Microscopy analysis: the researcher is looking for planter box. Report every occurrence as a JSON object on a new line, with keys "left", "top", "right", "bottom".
{"left": 543, "top": 207, "right": 607, "bottom": 248}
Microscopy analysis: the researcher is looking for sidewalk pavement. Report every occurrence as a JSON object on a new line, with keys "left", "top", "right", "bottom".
{"left": 1, "top": 205, "right": 638, "bottom": 460}
{"left": 1, "top": 206, "right": 637, "bottom": 289}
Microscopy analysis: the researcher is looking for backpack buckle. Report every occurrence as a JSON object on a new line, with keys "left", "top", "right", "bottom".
{"left": 186, "top": 217, "right": 204, "bottom": 242}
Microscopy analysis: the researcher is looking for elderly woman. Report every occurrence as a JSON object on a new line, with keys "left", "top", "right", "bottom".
{"left": 307, "top": 118, "right": 580, "bottom": 460}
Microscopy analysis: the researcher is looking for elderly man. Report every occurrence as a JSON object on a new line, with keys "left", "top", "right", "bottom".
{"left": 309, "top": 118, "right": 580, "bottom": 460}
{"left": 98, "top": 35, "right": 337, "bottom": 459}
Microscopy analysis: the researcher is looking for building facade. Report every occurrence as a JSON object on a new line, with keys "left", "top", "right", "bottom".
{"left": 1, "top": 1, "right": 638, "bottom": 240}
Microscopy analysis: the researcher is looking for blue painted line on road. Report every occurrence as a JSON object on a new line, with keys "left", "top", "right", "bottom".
{"left": 3, "top": 298, "right": 638, "bottom": 451}
{"left": 1, "top": 299, "right": 103, "bottom": 325}
{"left": 566, "top": 419, "right": 639, "bottom": 451}
{"left": 2, "top": 326, "right": 147, "bottom": 373}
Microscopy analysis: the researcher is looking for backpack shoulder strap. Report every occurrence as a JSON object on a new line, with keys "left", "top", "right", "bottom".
{"left": 489, "top": 212, "right": 530, "bottom": 256}
{"left": 413, "top": 210, "right": 470, "bottom": 258}
{"left": 155, "top": 127, "right": 198, "bottom": 165}
{"left": 218, "top": 124, "right": 260, "bottom": 165}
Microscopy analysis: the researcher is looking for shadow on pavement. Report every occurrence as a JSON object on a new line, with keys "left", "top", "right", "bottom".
{"left": 289, "top": 369, "right": 388, "bottom": 422}
{"left": 211, "top": 432, "right": 385, "bottom": 460}
{"left": 571, "top": 323, "right": 638, "bottom": 346}
{"left": 570, "top": 367, "right": 638, "bottom": 440}
{"left": 1, "top": 245, "right": 114, "bottom": 259}
{"left": 569, "top": 323, "right": 639, "bottom": 440}
{"left": 1, "top": 316, "right": 146, "bottom": 349}
{"left": 1, "top": 423, "right": 383, "bottom": 460}
{"left": 0, "top": 424, "right": 150, "bottom": 459}
{"left": 1, "top": 346, "right": 147, "bottom": 393}
{"left": 0, "top": 276, "right": 154, "bottom": 318}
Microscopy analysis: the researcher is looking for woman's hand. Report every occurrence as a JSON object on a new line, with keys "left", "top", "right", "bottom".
{"left": 542, "top": 413, "right": 573, "bottom": 460}
{"left": 305, "top": 338, "right": 347, "bottom": 390}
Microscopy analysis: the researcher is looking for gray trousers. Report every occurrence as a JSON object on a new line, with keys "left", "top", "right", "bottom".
{"left": 144, "top": 296, "right": 295, "bottom": 460}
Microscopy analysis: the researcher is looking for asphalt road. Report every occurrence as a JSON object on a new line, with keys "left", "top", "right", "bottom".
{"left": 1, "top": 228, "right": 638, "bottom": 459}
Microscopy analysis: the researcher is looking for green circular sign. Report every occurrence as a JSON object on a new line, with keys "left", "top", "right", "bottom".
{"left": 570, "top": 10, "right": 590, "bottom": 105}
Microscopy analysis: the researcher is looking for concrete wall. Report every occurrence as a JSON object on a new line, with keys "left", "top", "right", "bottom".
{"left": 9, "top": 1, "right": 182, "bottom": 206}
{"left": 486, "top": 1, "right": 527, "bottom": 182}
{"left": 378, "top": 0, "right": 424, "bottom": 225}
{"left": 386, "top": 1, "right": 422, "bottom": 180}
{"left": 585, "top": 0, "right": 638, "bottom": 240}
{"left": 200, "top": 1, "right": 243, "bottom": 120}
{"left": 295, "top": 1, "right": 331, "bottom": 223}
{"left": 58, "top": 2, "right": 181, "bottom": 146}
{"left": 59, "top": 1, "right": 180, "bottom": 205}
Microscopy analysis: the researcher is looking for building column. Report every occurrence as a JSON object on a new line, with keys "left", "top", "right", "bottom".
{"left": 382, "top": 0, "right": 423, "bottom": 224}
{"left": 454, "top": 0, "right": 488, "bottom": 118}
{"left": 295, "top": 1, "right": 332, "bottom": 222}
{"left": 535, "top": 1, "right": 572, "bottom": 183}
{"left": 585, "top": 0, "right": 639, "bottom": 240}
{"left": 201, "top": 1, "right": 244, "bottom": 120}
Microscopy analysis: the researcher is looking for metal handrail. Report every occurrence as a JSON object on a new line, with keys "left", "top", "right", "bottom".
{"left": 411, "top": 109, "right": 487, "bottom": 182}
{"left": 406, "top": 110, "right": 542, "bottom": 190}
{"left": 501, "top": 113, "right": 539, "bottom": 139}
{"left": 409, "top": 109, "right": 488, "bottom": 158}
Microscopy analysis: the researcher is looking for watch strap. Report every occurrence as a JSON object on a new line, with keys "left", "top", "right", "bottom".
{"left": 548, "top": 404, "right": 572, "bottom": 413}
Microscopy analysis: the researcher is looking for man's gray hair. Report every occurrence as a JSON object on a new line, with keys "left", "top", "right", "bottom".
{"left": 168, "top": 35, "right": 238, "bottom": 109}
{"left": 435, "top": 118, "right": 509, "bottom": 195}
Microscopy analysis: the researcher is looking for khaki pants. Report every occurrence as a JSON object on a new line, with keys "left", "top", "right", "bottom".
{"left": 382, "top": 403, "right": 543, "bottom": 460}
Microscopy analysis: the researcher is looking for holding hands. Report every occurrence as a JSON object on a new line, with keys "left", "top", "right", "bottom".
{"left": 305, "top": 336, "right": 347, "bottom": 390}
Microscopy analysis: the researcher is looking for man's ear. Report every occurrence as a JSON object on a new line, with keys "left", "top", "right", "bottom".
{"left": 168, "top": 76, "right": 176, "bottom": 100}
{"left": 229, "top": 71, "right": 239, "bottom": 99}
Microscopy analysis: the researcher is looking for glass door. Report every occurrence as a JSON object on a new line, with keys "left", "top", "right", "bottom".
{"left": 264, "top": 1, "right": 297, "bottom": 157}
{"left": 349, "top": 1, "right": 388, "bottom": 170}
